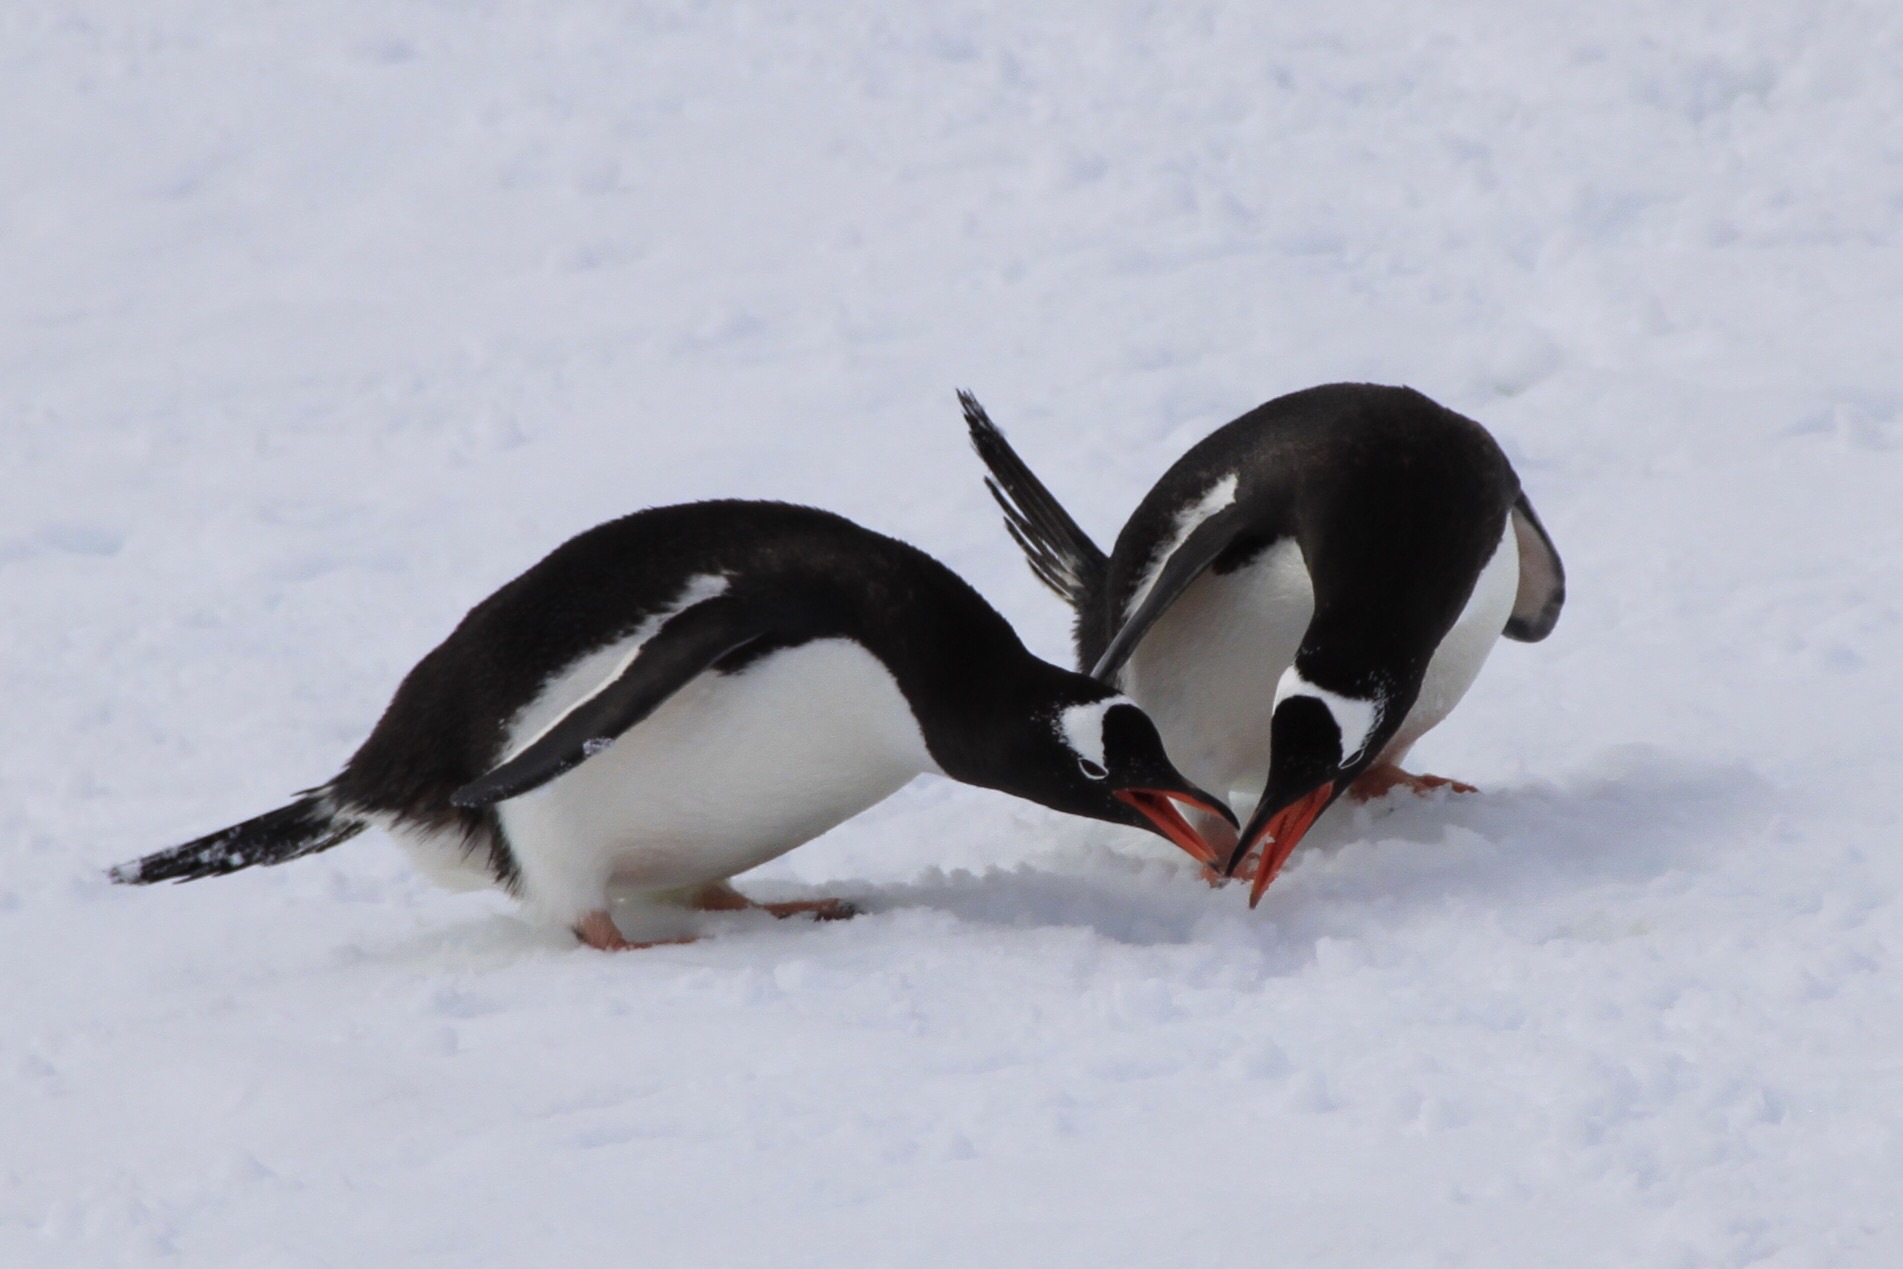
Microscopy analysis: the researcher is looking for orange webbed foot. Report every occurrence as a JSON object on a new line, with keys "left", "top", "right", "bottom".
{"left": 574, "top": 910, "right": 698, "bottom": 951}
{"left": 687, "top": 882, "right": 857, "bottom": 922}
{"left": 1348, "top": 763, "right": 1479, "bottom": 803}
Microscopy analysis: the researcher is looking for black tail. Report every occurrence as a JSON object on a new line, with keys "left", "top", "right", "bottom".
{"left": 958, "top": 390, "right": 1108, "bottom": 612}
{"left": 109, "top": 792, "right": 367, "bottom": 885}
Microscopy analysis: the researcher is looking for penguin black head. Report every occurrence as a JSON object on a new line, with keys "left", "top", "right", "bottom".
{"left": 1223, "top": 663, "right": 1403, "bottom": 904}
{"left": 945, "top": 675, "right": 1237, "bottom": 865}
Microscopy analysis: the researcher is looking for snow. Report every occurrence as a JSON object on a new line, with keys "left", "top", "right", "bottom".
{"left": 5, "top": 1, "right": 1902, "bottom": 1264}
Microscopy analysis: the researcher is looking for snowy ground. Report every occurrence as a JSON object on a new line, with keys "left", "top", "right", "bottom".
{"left": 5, "top": 2, "right": 1903, "bottom": 1264}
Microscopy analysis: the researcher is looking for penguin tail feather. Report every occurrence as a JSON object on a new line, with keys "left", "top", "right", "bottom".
{"left": 108, "top": 791, "right": 368, "bottom": 885}
{"left": 958, "top": 389, "right": 1107, "bottom": 612}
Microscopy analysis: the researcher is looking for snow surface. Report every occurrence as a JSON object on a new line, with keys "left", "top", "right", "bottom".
{"left": 6, "top": 2, "right": 1903, "bottom": 1265}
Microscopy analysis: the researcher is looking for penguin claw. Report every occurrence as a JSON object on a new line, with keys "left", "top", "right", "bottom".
{"left": 1348, "top": 764, "right": 1478, "bottom": 802}
{"left": 759, "top": 898, "right": 858, "bottom": 922}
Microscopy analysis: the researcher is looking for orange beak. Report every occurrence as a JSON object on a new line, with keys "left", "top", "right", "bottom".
{"left": 1243, "top": 781, "right": 1336, "bottom": 908}
{"left": 1113, "top": 788, "right": 1233, "bottom": 867}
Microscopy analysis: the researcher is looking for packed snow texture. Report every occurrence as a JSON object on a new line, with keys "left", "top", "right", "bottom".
{"left": 5, "top": 3, "right": 1902, "bottom": 1265}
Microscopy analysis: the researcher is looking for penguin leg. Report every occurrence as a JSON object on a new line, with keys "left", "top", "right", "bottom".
{"left": 688, "top": 881, "right": 858, "bottom": 922}
{"left": 1348, "top": 764, "right": 1478, "bottom": 802}
{"left": 573, "top": 910, "right": 697, "bottom": 952}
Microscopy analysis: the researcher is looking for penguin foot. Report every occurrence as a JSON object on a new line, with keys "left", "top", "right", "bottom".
{"left": 1348, "top": 764, "right": 1478, "bottom": 802}
{"left": 573, "top": 910, "right": 698, "bottom": 952}
{"left": 686, "top": 881, "right": 858, "bottom": 922}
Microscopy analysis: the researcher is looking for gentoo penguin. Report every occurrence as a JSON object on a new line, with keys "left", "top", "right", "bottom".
{"left": 110, "top": 500, "right": 1234, "bottom": 948}
{"left": 961, "top": 383, "right": 1564, "bottom": 906}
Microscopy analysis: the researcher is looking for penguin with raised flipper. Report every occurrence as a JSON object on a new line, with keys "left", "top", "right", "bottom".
{"left": 962, "top": 383, "right": 1564, "bottom": 905}
{"left": 110, "top": 500, "right": 1235, "bottom": 949}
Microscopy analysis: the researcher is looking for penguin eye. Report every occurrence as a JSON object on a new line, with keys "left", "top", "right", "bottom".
{"left": 1077, "top": 757, "right": 1108, "bottom": 781}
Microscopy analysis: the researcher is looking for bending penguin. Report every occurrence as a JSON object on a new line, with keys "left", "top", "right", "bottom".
{"left": 961, "top": 383, "right": 1565, "bottom": 906}
{"left": 111, "top": 500, "right": 1234, "bottom": 949}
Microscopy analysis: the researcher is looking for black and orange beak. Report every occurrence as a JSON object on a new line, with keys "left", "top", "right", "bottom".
{"left": 1225, "top": 781, "right": 1336, "bottom": 908}
{"left": 1114, "top": 786, "right": 1238, "bottom": 867}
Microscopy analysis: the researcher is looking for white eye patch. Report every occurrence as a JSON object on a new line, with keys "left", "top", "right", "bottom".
{"left": 1273, "top": 670, "right": 1381, "bottom": 765}
{"left": 1056, "top": 696, "right": 1133, "bottom": 770}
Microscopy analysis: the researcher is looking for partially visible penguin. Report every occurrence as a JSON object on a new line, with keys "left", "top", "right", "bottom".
{"left": 961, "top": 384, "right": 1565, "bottom": 905}
{"left": 110, "top": 500, "right": 1235, "bottom": 949}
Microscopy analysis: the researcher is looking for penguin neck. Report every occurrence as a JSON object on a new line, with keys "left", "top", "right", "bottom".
{"left": 901, "top": 638, "right": 1071, "bottom": 788}
{"left": 827, "top": 576, "right": 1061, "bottom": 786}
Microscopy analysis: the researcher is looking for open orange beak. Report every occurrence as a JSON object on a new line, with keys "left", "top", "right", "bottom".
{"left": 1240, "top": 781, "right": 1335, "bottom": 908}
{"left": 1113, "top": 788, "right": 1234, "bottom": 867}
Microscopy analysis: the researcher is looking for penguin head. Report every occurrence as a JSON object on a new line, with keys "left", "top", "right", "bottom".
{"left": 1222, "top": 665, "right": 1400, "bottom": 905}
{"left": 955, "top": 677, "right": 1236, "bottom": 864}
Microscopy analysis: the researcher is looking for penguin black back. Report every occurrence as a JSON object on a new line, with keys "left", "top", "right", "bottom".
{"left": 1092, "top": 384, "right": 1522, "bottom": 677}
{"left": 335, "top": 500, "right": 1079, "bottom": 829}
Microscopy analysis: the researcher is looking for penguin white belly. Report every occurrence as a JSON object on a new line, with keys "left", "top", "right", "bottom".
{"left": 1382, "top": 520, "right": 1519, "bottom": 762}
{"left": 491, "top": 636, "right": 933, "bottom": 925}
{"left": 1121, "top": 538, "right": 1313, "bottom": 801}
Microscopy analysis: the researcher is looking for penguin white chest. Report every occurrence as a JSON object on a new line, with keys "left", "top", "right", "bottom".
{"left": 1116, "top": 520, "right": 1518, "bottom": 796}
{"left": 1121, "top": 538, "right": 1314, "bottom": 798}
{"left": 493, "top": 636, "right": 932, "bottom": 921}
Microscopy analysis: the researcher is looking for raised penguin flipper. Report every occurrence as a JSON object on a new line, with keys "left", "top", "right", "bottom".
{"left": 1089, "top": 511, "right": 1246, "bottom": 683}
{"left": 451, "top": 598, "right": 768, "bottom": 808}
{"left": 1504, "top": 493, "right": 1565, "bottom": 643}
{"left": 959, "top": 390, "right": 1107, "bottom": 612}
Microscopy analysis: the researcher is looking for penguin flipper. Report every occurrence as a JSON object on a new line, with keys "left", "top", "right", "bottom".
{"left": 1504, "top": 493, "right": 1565, "bottom": 642}
{"left": 959, "top": 390, "right": 1107, "bottom": 611}
{"left": 451, "top": 599, "right": 766, "bottom": 808}
{"left": 1089, "top": 514, "right": 1243, "bottom": 683}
